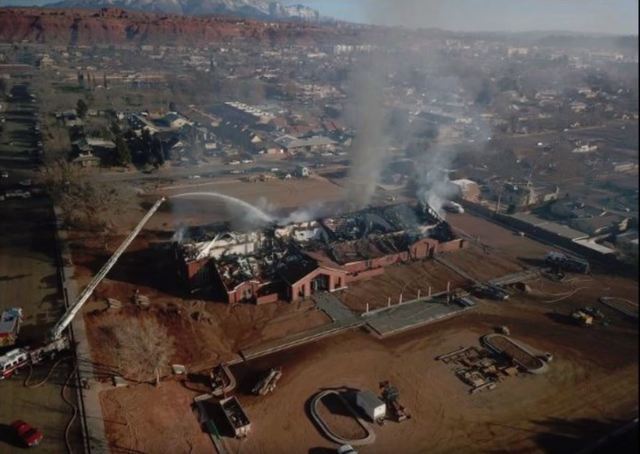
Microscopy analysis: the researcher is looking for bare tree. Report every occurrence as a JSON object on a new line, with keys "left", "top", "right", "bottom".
{"left": 114, "top": 317, "right": 176, "bottom": 386}
{"left": 38, "top": 159, "right": 124, "bottom": 231}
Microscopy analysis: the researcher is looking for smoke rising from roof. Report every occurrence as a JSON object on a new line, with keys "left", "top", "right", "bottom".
{"left": 341, "top": 1, "right": 496, "bottom": 216}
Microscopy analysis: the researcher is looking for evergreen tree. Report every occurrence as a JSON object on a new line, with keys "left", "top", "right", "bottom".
{"left": 76, "top": 99, "right": 88, "bottom": 118}
{"left": 114, "top": 136, "right": 131, "bottom": 166}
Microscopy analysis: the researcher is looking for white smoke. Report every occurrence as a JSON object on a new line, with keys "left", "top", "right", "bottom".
{"left": 171, "top": 192, "right": 274, "bottom": 231}
{"left": 278, "top": 201, "right": 333, "bottom": 225}
{"left": 340, "top": 2, "right": 495, "bottom": 216}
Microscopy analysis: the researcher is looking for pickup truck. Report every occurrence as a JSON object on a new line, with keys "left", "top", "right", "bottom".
{"left": 11, "top": 420, "right": 44, "bottom": 448}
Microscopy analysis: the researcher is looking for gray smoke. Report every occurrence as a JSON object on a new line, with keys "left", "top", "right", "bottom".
{"left": 344, "top": 59, "right": 389, "bottom": 209}
{"left": 342, "top": 1, "right": 494, "bottom": 215}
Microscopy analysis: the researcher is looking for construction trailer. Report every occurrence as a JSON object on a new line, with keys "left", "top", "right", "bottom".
{"left": 219, "top": 396, "right": 251, "bottom": 438}
{"left": 356, "top": 390, "right": 387, "bottom": 423}
{"left": 0, "top": 307, "right": 23, "bottom": 347}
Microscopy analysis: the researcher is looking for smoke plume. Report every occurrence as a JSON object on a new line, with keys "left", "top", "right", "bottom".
{"left": 344, "top": 59, "right": 389, "bottom": 209}
{"left": 342, "top": 1, "right": 494, "bottom": 216}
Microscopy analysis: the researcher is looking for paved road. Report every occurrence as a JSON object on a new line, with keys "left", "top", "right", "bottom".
{"left": 85, "top": 155, "right": 346, "bottom": 186}
{"left": 0, "top": 83, "right": 82, "bottom": 454}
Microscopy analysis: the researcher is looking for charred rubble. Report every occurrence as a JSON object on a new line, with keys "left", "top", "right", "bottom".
{"left": 172, "top": 202, "right": 464, "bottom": 304}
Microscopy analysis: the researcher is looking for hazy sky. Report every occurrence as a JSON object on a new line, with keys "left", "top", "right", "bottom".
{"left": 1, "top": 0, "right": 637, "bottom": 34}
{"left": 287, "top": 0, "right": 638, "bottom": 35}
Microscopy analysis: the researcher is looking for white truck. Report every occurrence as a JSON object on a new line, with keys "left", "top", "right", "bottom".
{"left": 443, "top": 201, "right": 465, "bottom": 214}
{"left": 219, "top": 396, "right": 251, "bottom": 438}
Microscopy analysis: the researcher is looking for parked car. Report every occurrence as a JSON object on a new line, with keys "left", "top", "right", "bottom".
{"left": 5, "top": 190, "right": 31, "bottom": 199}
{"left": 11, "top": 420, "right": 44, "bottom": 447}
{"left": 472, "top": 284, "right": 509, "bottom": 301}
{"left": 0, "top": 170, "right": 8, "bottom": 178}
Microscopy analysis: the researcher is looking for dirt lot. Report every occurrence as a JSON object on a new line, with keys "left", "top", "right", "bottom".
{"left": 337, "top": 209, "right": 565, "bottom": 313}
{"left": 71, "top": 192, "right": 637, "bottom": 453}
{"left": 98, "top": 290, "right": 638, "bottom": 454}
{"left": 339, "top": 259, "right": 469, "bottom": 313}
{"left": 150, "top": 174, "right": 346, "bottom": 228}
{"left": 64, "top": 174, "right": 350, "bottom": 375}
{"left": 316, "top": 393, "right": 369, "bottom": 441}
{"left": 68, "top": 226, "right": 330, "bottom": 381}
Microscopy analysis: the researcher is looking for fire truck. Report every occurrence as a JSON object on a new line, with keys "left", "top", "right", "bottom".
{"left": 0, "top": 198, "right": 165, "bottom": 380}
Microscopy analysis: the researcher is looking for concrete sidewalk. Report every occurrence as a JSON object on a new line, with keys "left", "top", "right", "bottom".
{"left": 55, "top": 208, "right": 110, "bottom": 454}
{"left": 313, "top": 292, "right": 359, "bottom": 323}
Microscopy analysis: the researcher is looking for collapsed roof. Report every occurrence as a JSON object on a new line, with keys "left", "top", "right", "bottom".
{"left": 174, "top": 203, "right": 456, "bottom": 290}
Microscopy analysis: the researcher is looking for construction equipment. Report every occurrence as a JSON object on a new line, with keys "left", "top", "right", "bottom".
{"left": 252, "top": 367, "right": 282, "bottom": 396}
{"left": 0, "top": 198, "right": 166, "bottom": 380}
{"left": 571, "top": 310, "right": 594, "bottom": 327}
{"left": 497, "top": 325, "right": 510, "bottom": 335}
{"left": 571, "top": 307, "right": 603, "bottom": 327}
{"left": 379, "top": 381, "right": 410, "bottom": 422}
{"left": 545, "top": 251, "right": 590, "bottom": 274}
{"left": 219, "top": 396, "right": 251, "bottom": 438}
{"left": 210, "top": 363, "right": 236, "bottom": 397}
{"left": 582, "top": 306, "right": 605, "bottom": 320}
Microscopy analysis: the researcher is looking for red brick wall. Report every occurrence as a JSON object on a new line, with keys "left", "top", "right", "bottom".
{"left": 213, "top": 238, "right": 466, "bottom": 304}
{"left": 226, "top": 281, "right": 278, "bottom": 305}
{"left": 289, "top": 267, "right": 348, "bottom": 302}
{"left": 256, "top": 293, "right": 279, "bottom": 305}
{"left": 346, "top": 267, "right": 385, "bottom": 283}
{"left": 436, "top": 238, "right": 466, "bottom": 253}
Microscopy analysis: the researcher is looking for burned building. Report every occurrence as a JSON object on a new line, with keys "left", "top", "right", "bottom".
{"left": 173, "top": 203, "right": 465, "bottom": 304}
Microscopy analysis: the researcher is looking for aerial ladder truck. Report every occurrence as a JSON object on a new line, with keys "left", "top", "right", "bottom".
{"left": 0, "top": 198, "right": 166, "bottom": 379}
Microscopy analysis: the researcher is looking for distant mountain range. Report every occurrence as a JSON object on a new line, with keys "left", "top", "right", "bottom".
{"left": 46, "top": 0, "right": 320, "bottom": 21}
{"left": 0, "top": 6, "right": 339, "bottom": 47}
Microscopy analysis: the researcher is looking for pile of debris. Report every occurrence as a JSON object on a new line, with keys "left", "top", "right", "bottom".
{"left": 436, "top": 344, "right": 519, "bottom": 394}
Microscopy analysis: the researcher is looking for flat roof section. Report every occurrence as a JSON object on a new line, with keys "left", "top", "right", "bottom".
{"left": 509, "top": 213, "right": 589, "bottom": 241}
